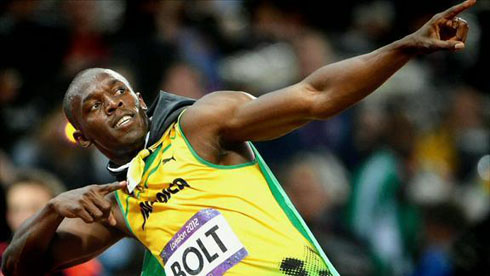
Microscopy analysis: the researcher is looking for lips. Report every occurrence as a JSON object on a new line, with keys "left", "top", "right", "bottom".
{"left": 113, "top": 113, "right": 134, "bottom": 128}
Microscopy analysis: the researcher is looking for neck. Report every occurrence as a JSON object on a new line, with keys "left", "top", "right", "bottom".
{"left": 109, "top": 149, "right": 142, "bottom": 166}
{"left": 99, "top": 137, "right": 147, "bottom": 166}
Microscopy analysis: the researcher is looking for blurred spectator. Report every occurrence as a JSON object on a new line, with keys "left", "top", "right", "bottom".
{"left": 2, "top": 169, "right": 102, "bottom": 276}
{"left": 451, "top": 213, "right": 490, "bottom": 275}
{"left": 0, "top": 0, "right": 488, "bottom": 274}
{"left": 97, "top": 238, "right": 142, "bottom": 276}
{"left": 0, "top": 0, "right": 69, "bottom": 113}
{"left": 5, "top": 170, "right": 65, "bottom": 230}
{"left": 219, "top": 42, "right": 299, "bottom": 93}
{"left": 292, "top": 30, "right": 336, "bottom": 79}
{"left": 291, "top": 30, "right": 356, "bottom": 164}
{"left": 282, "top": 151, "right": 374, "bottom": 275}
{"left": 0, "top": 151, "right": 15, "bottom": 186}
{"left": 11, "top": 108, "right": 95, "bottom": 189}
{"left": 0, "top": 68, "right": 21, "bottom": 106}
{"left": 340, "top": 1, "right": 396, "bottom": 55}
{"left": 445, "top": 88, "right": 488, "bottom": 181}
{"left": 346, "top": 103, "right": 420, "bottom": 275}
{"left": 111, "top": 1, "right": 177, "bottom": 101}
{"left": 412, "top": 203, "right": 467, "bottom": 276}
{"left": 421, "top": 87, "right": 487, "bottom": 178}
{"left": 0, "top": 182, "right": 10, "bottom": 258}
{"left": 61, "top": 1, "right": 111, "bottom": 76}
{"left": 160, "top": 62, "right": 207, "bottom": 99}
{"left": 283, "top": 151, "right": 350, "bottom": 222}
{"left": 0, "top": 67, "right": 23, "bottom": 151}
{"left": 249, "top": 0, "right": 306, "bottom": 41}
{"left": 411, "top": 87, "right": 489, "bottom": 207}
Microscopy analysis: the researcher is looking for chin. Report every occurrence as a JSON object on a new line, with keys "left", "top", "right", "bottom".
{"left": 119, "top": 130, "right": 147, "bottom": 147}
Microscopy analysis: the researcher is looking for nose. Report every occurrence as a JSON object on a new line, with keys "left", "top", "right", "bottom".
{"left": 104, "top": 95, "right": 123, "bottom": 115}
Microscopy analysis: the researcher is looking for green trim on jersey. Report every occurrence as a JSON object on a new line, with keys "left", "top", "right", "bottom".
{"left": 143, "top": 144, "right": 171, "bottom": 188}
{"left": 141, "top": 250, "right": 166, "bottom": 276}
{"left": 177, "top": 116, "right": 258, "bottom": 169}
{"left": 116, "top": 114, "right": 338, "bottom": 275}
{"left": 114, "top": 191, "right": 135, "bottom": 236}
{"left": 249, "top": 143, "right": 340, "bottom": 276}
{"left": 114, "top": 146, "right": 170, "bottom": 275}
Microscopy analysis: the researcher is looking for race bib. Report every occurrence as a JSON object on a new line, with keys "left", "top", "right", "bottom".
{"left": 161, "top": 209, "right": 248, "bottom": 276}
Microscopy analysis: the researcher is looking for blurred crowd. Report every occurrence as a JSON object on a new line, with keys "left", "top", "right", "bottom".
{"left": 0, "top": 0, "right": 489, "bottom": 275}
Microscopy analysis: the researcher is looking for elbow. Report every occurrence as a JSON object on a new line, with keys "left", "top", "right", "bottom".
{"left": 295, "top": 81, "right": 321, "bottom": 120}
{"left": 1, "top": 246, "right": 51, "bottom": 276}
{"left": 1, "top": 248, "right": 14, "bottom": 276}
{"left": 301, "top": 83, "right": 336, "bottom": 120}
{"left": 1, "top": 248, "right": 24, "bottom": 276}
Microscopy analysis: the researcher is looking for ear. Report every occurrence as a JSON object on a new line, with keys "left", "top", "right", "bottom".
{"left": 73, "top": 130, "right": 92, "bottom": 148}
{"left": 137, "top": 92, "right": 147, "bottom": 111}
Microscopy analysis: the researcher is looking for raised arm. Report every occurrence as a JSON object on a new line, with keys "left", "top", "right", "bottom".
{"left": 1, "top": 182, "right": 128, "bottom": 276}
{"left": 182, "top": 0, "right": 474, "bottom": 146}
{"left": 302, "top": 0, "right": 473, "bottom": 117}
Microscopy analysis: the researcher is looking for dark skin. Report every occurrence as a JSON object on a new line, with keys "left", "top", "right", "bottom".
{"left": 2, "top": 1, "right": 475, "bottom": 275}
{"left": 72, "top": 72, "right": 150, "bottom": 165}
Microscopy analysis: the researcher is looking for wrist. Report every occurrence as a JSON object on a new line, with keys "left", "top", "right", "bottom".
{"left": 393, "top": 35, "right": 421, "bottom": 56}
{"left": 46, "top": 199, "right": 64, "bottom": 220}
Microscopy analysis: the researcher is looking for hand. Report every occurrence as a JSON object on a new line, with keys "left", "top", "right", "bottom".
{"left": 49, "top": 181, "right": 126, "bottom": 226}
{"left": 405, "top": 0, "right": 476, "bottom": 53}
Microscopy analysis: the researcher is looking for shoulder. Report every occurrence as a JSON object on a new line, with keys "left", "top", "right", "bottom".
{"left": 178, "top": 91, "right": 254, "bottom": 163}
{"left": 181, "top": 91, "right": 254, "bottom": 131}
{"left": 189, "top": 91, "right": 254, "bottom": 112}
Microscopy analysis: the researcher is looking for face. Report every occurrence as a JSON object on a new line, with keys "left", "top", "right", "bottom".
{"left": 72, "top": 70, "right": 149, "bottom": 159}
{"left": 7, "top": 183, "right": 52, "bottom": 231}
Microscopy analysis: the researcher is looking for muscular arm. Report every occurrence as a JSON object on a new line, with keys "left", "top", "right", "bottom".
{"left": 186, "top": 41, "right": 414, "bottom": 143}
{"left": 2, "top": 203, "right": 64, "bottom": 275}
{"left": 1, "top": 183, "right": 128, "bottom": 276}
{"left": 50, "top": 215, "right": 125, "bottom": 270}
{"left": 182, "top": 1, "right": 474, "bottom": 149}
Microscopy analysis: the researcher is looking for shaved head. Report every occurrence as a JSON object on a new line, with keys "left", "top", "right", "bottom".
{"left": 63, "top": 68, "right": 132, "bottom": 128}
{"left": 62, "top": 67, "right": 149, "bottom": 164}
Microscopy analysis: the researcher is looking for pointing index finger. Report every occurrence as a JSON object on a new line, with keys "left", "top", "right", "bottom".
{"left": 442, "top": 0, "right": 476, "bottom": 19}
{"left": 99, "top": 181, "right": 127, "bottom": 195}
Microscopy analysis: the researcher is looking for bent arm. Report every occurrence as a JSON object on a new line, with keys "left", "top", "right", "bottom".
{"left": 2, "top": 202, "right": 124, "bottom": 276}
{"left": 183, "top": 0, "right": 474, "bottom": 144}
{"left": 184, "top": 39, "right": 414, "bottom": 143}
{"left": 2, "top": 183, "right": 128, "bottom": 276}
{"left": 2, "top": 202, "right": 63, "bottom": 275}
{"left": 233, "top": 39, "right": 415, "bottom": 141}
{"left": 49, "top": 216, "right": 125, "bottom": 270}
{"left": 302, "top": 40, "right": 413, "bottom": 119}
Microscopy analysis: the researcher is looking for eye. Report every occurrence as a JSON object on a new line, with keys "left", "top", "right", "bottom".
{"left": 90, "top": 102, "right": 101, "bottom": 111}
{"left": 115, "top": 87, "right": 126, "bottom": 95}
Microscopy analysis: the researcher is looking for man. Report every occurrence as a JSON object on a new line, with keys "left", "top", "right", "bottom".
{"left": 1, "top": 1, "right": 475, "bottom": 275}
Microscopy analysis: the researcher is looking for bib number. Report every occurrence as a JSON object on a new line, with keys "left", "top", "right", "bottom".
{"left": 161, "top": 209, "right": 248, "bottom": 276}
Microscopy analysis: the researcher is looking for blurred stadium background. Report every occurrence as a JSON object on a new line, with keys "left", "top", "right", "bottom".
{"left": 0, "top": 0, "right": 489, "bottom": 275}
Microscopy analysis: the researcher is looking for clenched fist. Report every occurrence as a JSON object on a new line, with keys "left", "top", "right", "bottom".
{"left": 49, "top": 181, "right": 126, "bottom": 226}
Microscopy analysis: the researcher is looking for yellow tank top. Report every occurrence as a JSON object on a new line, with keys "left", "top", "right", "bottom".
{"left": 115, "top": 112, "right": 339, "bottom": 276}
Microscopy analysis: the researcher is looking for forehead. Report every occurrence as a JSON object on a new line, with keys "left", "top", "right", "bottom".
{"left": 80, "top": 70, "right": 129, "bottom": 98}
{"left": 70, "top": 70, "right": 132, "bottom": 120}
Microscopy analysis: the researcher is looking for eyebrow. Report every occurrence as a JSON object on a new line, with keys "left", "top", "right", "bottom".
{"left": 108, "top": 79, "right": 120, "bottom": 87}
{"left": 82, "top": 93, "right": 96, "bottom": 105}
{"left": 81, "top": 79, "right": 123, "bottom": 105}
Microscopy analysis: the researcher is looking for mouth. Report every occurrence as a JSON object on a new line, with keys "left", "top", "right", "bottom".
{"left": 114, "top": 114, "right": 134, "bottom": 128}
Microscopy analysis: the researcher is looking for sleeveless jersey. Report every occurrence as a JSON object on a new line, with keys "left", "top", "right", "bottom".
{"left": 114, "top": 112, "right": 339, "bottom": 276}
